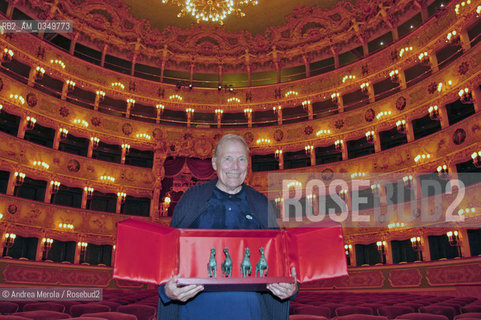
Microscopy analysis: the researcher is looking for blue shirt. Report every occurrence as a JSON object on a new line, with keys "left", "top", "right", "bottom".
{"left": 180, "top": 187, "right": 263, "bottom": 320}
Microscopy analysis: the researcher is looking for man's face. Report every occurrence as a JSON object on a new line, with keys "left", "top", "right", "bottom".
{"left": 212, "top": 139, "right": 249, "bottom": 194}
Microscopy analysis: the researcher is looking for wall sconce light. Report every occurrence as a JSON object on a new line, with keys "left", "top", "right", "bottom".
{"left": 446, "top": 230, "right": 462, "bottom": 257}
{"left": 304, "top": 145, "right": 314, "bottom": 155}
{"left": 389, "top": 69, "right": 399, "bottom": 83}
{"left": 338, "top": 189, "right": 347, "bottom": 201}
{"left": 458, "top": 88, "right": 473, "bottom": 104}
{"left": 403, "top": 175, "right": 413, "bottom": 188}
{"left": 227, "top": 97, "right": 241, "bottom": 103}
{"left": 410, "top": 236, "right": 423, "bottom": 261}
{"left": 78, "top": 241, "right": 88, "bottom": 261}
{"left": 360, "top": 82, "right": 370, "bottom": 95}
{"left": 2, "top": 48, "right": 13, "bottom": 62}
{"left": 284, "top": 91, "right": 298, "bottom": 98}
{"left": 42, "top": 237, "right": 53, "bottom": 259}
{"left": 59, "top": 128, "right": 68, "bottom": 140}
{"left": 14, "top": 172, "right": 25, "bottom": 186}
{"left": 100, "top": 175, "right": 115, "bottom": 183}
{"left": 26, "top": 116, "right": 36, "bottom": 130}
{"left": 351, "top": 172, "right": 366, "bottom": 179}
{"left": 34, "top": 66, "right": 45, "bottom": 80}
{"left": 334, "top": 139, "right": 344, "bottom": 151}
{"left": 275, "top": 149, "right": 282, "bottom": 160}
{"left": 342, "top": 75, "right": 356, "bottom": 83}
{"left": 331, "top": 93, "right": 340, "bottom": 103}
{"left": 365, "top": 130, "right": 375, "bottom": 144}
{"left": 437, "top": 164, "right": 449, "bottom": 179}
{"left": 410, "top": 236, "right": 422, "bottom": 249}
{"left": 3, "top": 233, "right": 16, "bottom": 256}
{"left": 316, "top": 129, "right": 331, "bottom": 137}
{"left": 244, "top": 108, "right": 252, "bottom": 118}
{"left": 0, "top": 104, "right": 3, "bottom": 112}
{"left": 455, "top": 0, "right": 472, "bottom": 14}
{"left": 301, "top": 100, "right": 310, "bottom": 110}
{"left": 96, "top": 90, "right": 105, "bottom": 102}
{"left": 50, "top": 180, "right": 61, "bottom": 194}
{"left": 344, "top": 244, "right": 352, "bottom": 256}
{"left": 185, "top": 108, "right": 195, "bottom": 116}
{"left": 215, "top": 109, "right": 223, "bottom": 121}
{"left": 84, "top": 186, "right": 94, "bottom": 197}
{"left": 396, "top": 120, "right": 406, "bottom": 134}
{"left": 50, "top": 59, "right": 66, "bottom": 69}
{"left": 388, "top": 222, "right": 405, "bottom": 228}
{"left": 274, "top": 197, "right": 283, "bottom": 208}
{"left": 256, "top": 138, "right": 271, "bottom": 145}
{"left": 121, "top": 144, "right": 130, "bottom": 155}
{"left": 66, "top": 80, "right": 76, "bottom": 92}
{"left": 136, "top": 133, "right": 151, "bottom": 140}
{"left": 472, "top": 151, "right": 481, "bottom": 168}
{"left": 418, "top": 52, "right": 430, "bottom": 64}
{"left": 161, "top": 195, "right": 171, "bottom": 216}
{"left": 376, "top": 111, "right": 392, "bottom": 120}
{"left": 272, "top": 105, "right": 281, "bottom": 115}
{"left": 9, "top": 94, "right": 25, "bottom": 105}
{"left": 414, "top": 153, "right": 431, "bottom": 163}
{"left": 156, "top": 104, "right": 164, "bottom": 115}
{"left": 168, "top": 94, "right": 183, "bottom": 102}
{"left": 370, "top": 183, "right": 380, "bottom": 195}
{"left": 428, "top": 105, "right": 440, "bottom": 120}
{"left": 90, "top": 137, "right": 100, "bottom": 148}
{"left": 399, "top": 46, "right": 413, "bottom": 58}
{"left": 58, "top": 223, "right": 74, "bottom": 230}
{"left": 111, "top": 82, "right": 125, "bottom": 90}
{"left": 74, "top": 119, "right": 88, "bottom": 128}
{"left": 33, "top": 161, "right": 49, "bottom": 170}
{"left": 458, "top": 208, "right": 476, "bottom": 218}
{"left": 376, "top": 240, "right": 387, "bottom": 264}
{"left": 446, "top": 30, "right": 460, "bottom": 45}
{"left": 126, "top": 98, "right": 135, "bottom": 106}
{"left": 117, "top": 192, "right": 127, "bottom": 204}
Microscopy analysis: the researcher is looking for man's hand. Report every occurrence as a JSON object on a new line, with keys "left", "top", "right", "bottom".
{"left": 266, "top": 267, "right": 298, "bottom": 300}
{"left": 165, "top": 275, "right": 204, "bottom": 302}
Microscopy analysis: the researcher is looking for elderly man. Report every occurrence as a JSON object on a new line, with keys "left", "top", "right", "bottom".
{"left": 158, "top": 134, "right": 297, "bottom": 319}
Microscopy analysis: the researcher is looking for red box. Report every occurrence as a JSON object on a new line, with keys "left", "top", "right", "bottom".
{"left": 113, "top": 219, "right": 347, "bottom": 286}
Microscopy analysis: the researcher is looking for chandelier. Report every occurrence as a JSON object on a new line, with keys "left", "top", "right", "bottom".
{"left": 162, "top": 0, "right": 258, "bottom": 24}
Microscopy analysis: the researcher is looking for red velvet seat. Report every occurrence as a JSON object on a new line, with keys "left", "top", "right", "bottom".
{"left": 318, "top": 304, "right": 343, "bottom": 318}
{"left": 420, "top": 305, "right": 457, "bottom": 320}
{"left": 395, "top": 313, "right": 449, "bottom": 320}
{"left": 462, "top": 306, "right": 481, "bottom": 313}
{"left": 0, "top": 302, "right": 19, "bottom": 314}
{"left": 295, "top": 305, "right": 331, "bottom": 318}
{"left": 289, "top": 316, "right": 328, "bottom": 320}
{"left": 97, "top": 301, "right": 120, "bottom": 312}
{"left": 69, "top": 318, "right": 107, "bottom": 320}
{"left": 336, "top": 306, "right": 373, "bottom": 316}
{"left": 55, "top": 302, "right": 80, "bottom": 314}
{"left": 333, "top": 315, "right": 388, "bottom": 320}
{"left": 455, "top": 313, "right": 481, "bottom": 319}
{"left": 379, "top": 306, "right": 415, "bottom": 319}
{"left": 117, "top": 304, "right": 157, "bottom": 320}
{"left": 80, "top": 312, "right": 136, "bottom": 320}
{"left": 23, "top": 302, "right": 65, "bottom": 313}
{"left": 360, "top": 303, "right": 385, "bottom": 315}
{"left": 0, "top": 316, "right": 31, "bottom": 320}
{"left": 70, "top": 304, "right": 110, "bottom": 318}
{"left": 13, "top": 310, "right": 71, "bottom": 320}
{"left": 398, "top": 303, "right": 423, "bottom": 312}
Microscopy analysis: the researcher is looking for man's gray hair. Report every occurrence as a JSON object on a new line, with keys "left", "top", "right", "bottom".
{"left": 213, "top": 134, "right": 250, "bottom": 158}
